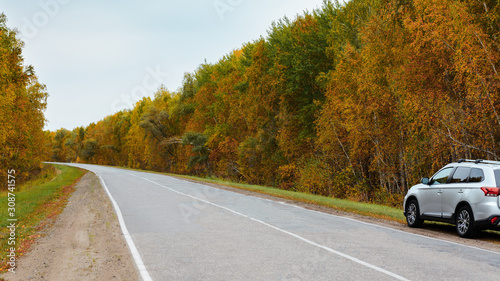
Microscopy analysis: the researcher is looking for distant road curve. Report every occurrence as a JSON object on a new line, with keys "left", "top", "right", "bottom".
{"left": 59, "top": 163, "right": 500, "bottom": 281}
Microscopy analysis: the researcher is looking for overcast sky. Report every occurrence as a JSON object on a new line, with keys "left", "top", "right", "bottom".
{"left": 1, "top": 0, "right": 326, "bottom": 131}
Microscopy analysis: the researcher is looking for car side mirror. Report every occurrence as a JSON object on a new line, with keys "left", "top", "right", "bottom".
{"left": 421, "top": 177, "right": 430, "bottom": 185}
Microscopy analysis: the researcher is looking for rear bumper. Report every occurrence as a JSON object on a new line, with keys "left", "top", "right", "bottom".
{"left": 475, "top": 215, "right": 500, "bottom": 229}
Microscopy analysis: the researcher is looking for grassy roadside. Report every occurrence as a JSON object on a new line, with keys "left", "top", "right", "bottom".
{"left": 117, "top": 166, "right": 407, "bottom": 223}
{"left": 0, "top": 164, "right": 85, "bottom": 274}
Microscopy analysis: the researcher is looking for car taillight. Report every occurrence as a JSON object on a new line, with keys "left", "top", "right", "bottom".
{"left": 481, "top": 187, "right": 500, "bottom": 197}
{"left": 491, "top": 217, "right": 499, "bottom": 225}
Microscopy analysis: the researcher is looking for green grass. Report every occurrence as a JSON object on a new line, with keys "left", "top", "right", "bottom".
{"left": 0, "top": 164, "right": 85, "bottom": 273}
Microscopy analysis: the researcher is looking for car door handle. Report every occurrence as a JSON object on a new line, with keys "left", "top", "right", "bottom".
{"left": 437, "top": 191, "right": 443, "bottom": 195}
{"left": 458, "top": 190, "right": 464, "bottom": 194}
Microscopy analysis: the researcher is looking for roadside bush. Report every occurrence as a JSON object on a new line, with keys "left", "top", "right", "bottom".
{"left": 277, "top": 164, "right": 298, "bottom": 190}
{"left": 296, "top": 158, "right": 332, "bottom": 196}
{"left": 331, "top": 166, "right": 359, "bottom": 200}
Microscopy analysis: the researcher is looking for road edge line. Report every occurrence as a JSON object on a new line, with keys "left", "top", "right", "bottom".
{"left": 96, "top": 173, "right": 153, "bottom": 281}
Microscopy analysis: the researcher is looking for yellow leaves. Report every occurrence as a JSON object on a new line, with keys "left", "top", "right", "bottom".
{"left": 296, "top": 158, "right": 332, "bottom": 195}
{"left": 0, "top": 15, "right": 48, "bottom": 186}
{"left": 232, "top": 48, "right": 243, "bottom": 58}
{"left": 277, "top": 164, "right": 297, "bottom": 190}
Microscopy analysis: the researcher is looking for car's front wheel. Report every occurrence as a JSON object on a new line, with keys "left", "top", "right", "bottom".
{"left": 456, "top": 205, "right": 476, "bottom": 238}
{"left": 406, "top": 199, "right": 423, "bottom": 227}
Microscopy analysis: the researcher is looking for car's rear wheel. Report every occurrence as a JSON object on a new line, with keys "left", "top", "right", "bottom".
{"left": 456, "top": 206, "right": 476, "bottom": 238}
{"left": 406, "top": 199, "right": 423, "bottom": 227}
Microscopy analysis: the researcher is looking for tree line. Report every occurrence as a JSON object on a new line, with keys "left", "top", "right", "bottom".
{"left": 1, "top": 14, "right": 48, "bottom": 186}
{"left": 47, "top": 0, "right": 500, "bottom": 206}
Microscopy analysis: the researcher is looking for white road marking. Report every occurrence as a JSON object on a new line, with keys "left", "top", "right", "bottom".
{"left": 134, "top": 175, "right": 410, "bottom": 281}
{"left": 96, "top": 173, "right": 153, "bottom": 281}
{"left": 273, "top": 193, "right": 500, "bottom": 256}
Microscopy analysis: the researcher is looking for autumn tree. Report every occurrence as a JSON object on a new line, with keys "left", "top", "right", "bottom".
{"left": 0, "top": 14, "right": 48, "bottom": 184}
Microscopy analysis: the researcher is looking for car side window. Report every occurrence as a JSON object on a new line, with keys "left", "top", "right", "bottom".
{"left": 430, "top": 167, "right": 453, "bottom": 185}
{"left": 450, "top": 167, "right": 471, "bottom": 183}
{"left": 469, "top": 168, "right": 484, "bottom": 183}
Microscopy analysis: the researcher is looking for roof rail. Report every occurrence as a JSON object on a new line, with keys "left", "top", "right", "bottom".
{"left": 457, "top": 159, "right": 500, "bottom": 165}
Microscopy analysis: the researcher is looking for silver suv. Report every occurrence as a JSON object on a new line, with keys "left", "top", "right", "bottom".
{"left": 403, "top": 159, "right": 500, "bottom": 238}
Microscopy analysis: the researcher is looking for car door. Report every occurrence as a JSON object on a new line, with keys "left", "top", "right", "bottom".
{"left": 442, "top": 167, "right": 485, "bottom": 219}
{"left": 419, "top": 167, "right": 454, "bottom": 218}
{"left": 441, "top": 167, "right": 471, "bottom": 219}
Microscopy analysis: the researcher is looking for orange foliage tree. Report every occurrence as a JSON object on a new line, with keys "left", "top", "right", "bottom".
{"left": 1, "top": 14, "right": 48, "bottom": 185}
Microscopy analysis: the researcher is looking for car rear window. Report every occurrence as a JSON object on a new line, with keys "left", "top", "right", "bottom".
{"left": 494, "top": 170, "right": 500, "bottom": 187}
{"left": 469, "top": 168, "right": 484, "bottom": 183}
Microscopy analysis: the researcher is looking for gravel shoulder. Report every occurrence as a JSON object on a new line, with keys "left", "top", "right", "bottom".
{"left": 0, "top": 172, "right": 138, "bottom": 281}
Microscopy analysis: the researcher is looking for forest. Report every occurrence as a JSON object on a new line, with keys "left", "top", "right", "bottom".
{"left": 44, "top": 0, "right": 500, "bottom": 206}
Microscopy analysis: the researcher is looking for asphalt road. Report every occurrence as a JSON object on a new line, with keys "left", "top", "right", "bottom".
{"left": 60, "top": 164, "right": 500, "bottom": 281}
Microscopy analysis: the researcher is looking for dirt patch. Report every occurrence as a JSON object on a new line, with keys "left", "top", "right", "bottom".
{"left": 176, "top": 176, "right": 500, "bottom": 253}
{"left": 1, "top": 172, "right": 138, "bottom": 281}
